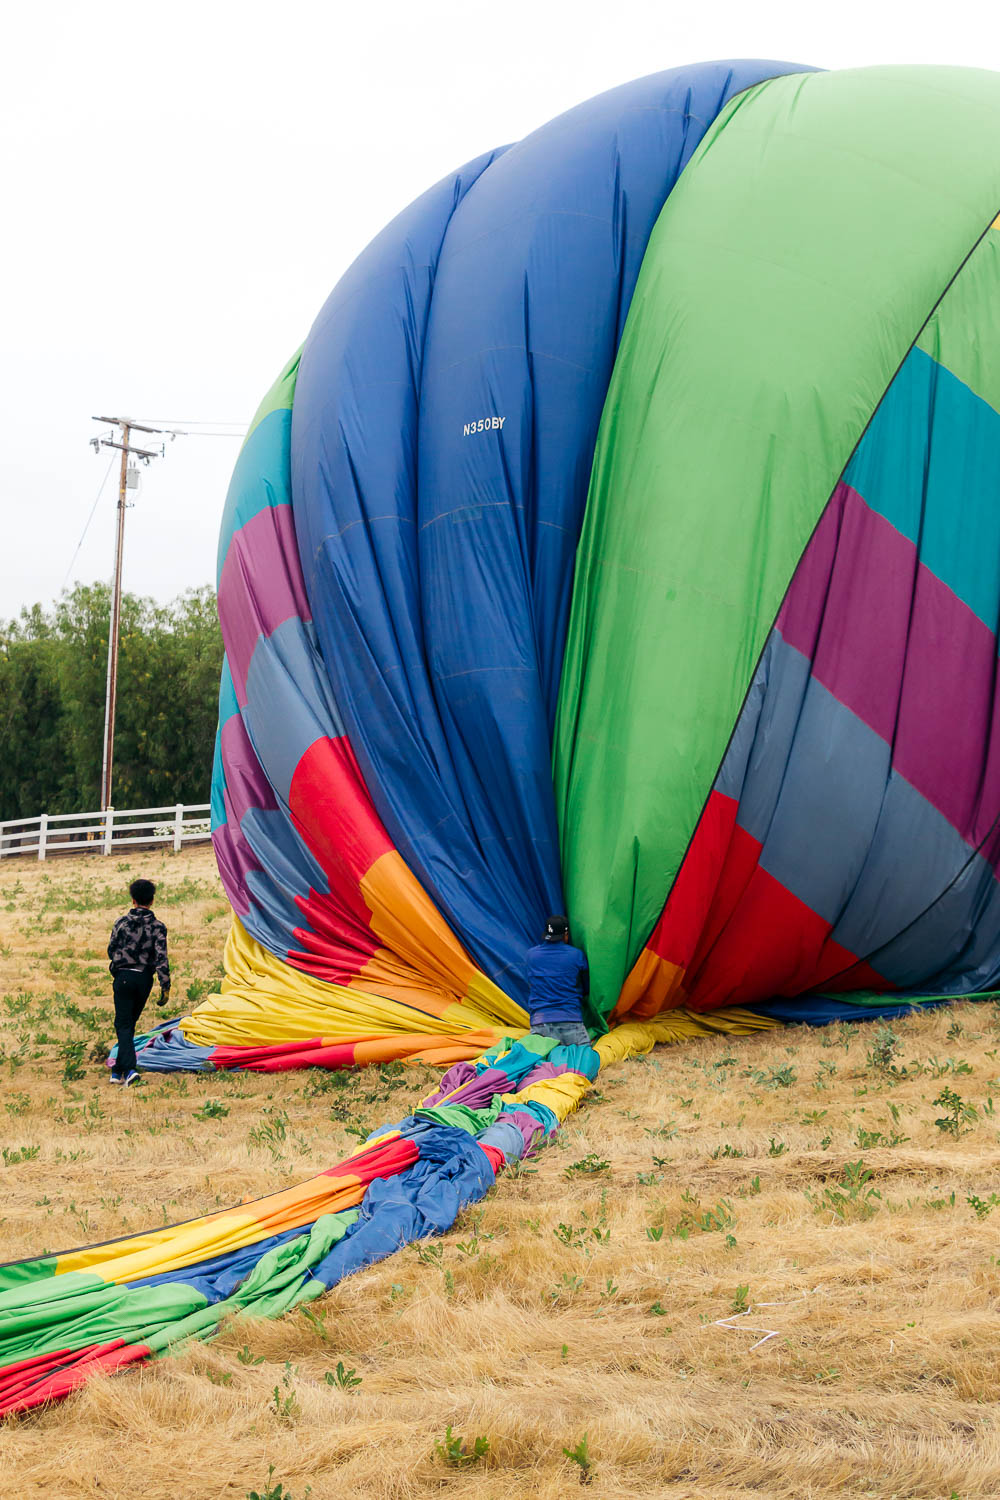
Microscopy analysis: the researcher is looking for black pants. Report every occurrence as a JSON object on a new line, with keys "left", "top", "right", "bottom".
{"left": 112, "top": 970, "right": 154, "bottom": 1077}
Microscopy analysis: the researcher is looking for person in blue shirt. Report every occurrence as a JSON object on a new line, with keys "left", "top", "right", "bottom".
{"left": 526, "top": 914, "right": 591, "bottom": 1046}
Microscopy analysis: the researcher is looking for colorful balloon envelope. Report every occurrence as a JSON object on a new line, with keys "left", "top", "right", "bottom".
{"left": 10, "top": 56, "right": 1000, "bottom": 1425}
{"left": 169, "top": 59, "right": 1000, "bottom": 1071}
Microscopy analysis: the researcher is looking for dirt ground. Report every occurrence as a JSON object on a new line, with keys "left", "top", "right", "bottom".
{"left": 1, "top": 845, "right": 1000, "bottom": 1499}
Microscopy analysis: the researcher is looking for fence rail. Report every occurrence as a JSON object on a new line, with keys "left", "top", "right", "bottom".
{"left": 0, "top": 804, "right": 212, "bottom": 860}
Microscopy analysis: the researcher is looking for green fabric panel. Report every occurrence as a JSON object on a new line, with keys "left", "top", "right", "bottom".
{"left": 244, "top": 347, "right": 301, "bottom": 445}
{"left": 146, "top": 1209, "right": 360, "bottom": 1345}
{"left": 822, "top": 989, "right": 1000, "bottom": 1009}
{"left": 0, "top": 1269, "right": 112, "bottom": 1325}
{"left": 554, "top": 66, "right": 1000, "bottom": 1019}
{"left": 0, "top": 1211, "right": 359, "bottom": 1368}
{"left": 414, "top": 1098, "right": 505, "bottom": 1135}
{"left": 0, "top": 1278, "right": 207, "bottom": 1366}
{"left": 0, "top": 1256, "right": 59, "bottom": 1294}
{"left": 918, "top": 225, "right": 1000, "bottom": 413}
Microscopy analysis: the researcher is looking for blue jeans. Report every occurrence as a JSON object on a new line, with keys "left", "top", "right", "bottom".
{"left": 529, "top": 1021, "right": 591, "bottom": 1047}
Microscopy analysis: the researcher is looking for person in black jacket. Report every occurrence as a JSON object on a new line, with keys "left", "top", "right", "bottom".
{"left": 107, "top": 878, "right": 170, "bottom": 1084}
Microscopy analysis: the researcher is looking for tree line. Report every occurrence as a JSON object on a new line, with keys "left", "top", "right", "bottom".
{"left": 0, "top": 583, "right": 223, "bottom": 821}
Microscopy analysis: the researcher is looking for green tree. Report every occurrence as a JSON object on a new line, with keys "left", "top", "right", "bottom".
{"left": 0, "top": 582, "right": 223, "bottom": 820}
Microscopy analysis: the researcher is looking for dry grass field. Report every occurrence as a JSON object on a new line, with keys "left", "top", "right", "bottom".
{"left": 1, "top": 847, "right": 1000, "bottom": 1499}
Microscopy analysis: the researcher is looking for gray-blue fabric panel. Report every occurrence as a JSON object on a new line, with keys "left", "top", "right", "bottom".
{"left": 756, "top": 675, "right": 889, "bottom": 926}
{"left": 243, "top": 618, "right": 343, "bottom": 803}
{"left": 845, "top": 803, "right": 1000, "bottom": 990}
{"left": 476, "top": 1120, "right": 528, "bottom": 1161}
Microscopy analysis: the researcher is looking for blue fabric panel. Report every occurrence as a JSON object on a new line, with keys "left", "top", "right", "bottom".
{"left": 238, "top": 806, "right": 332, "bottom": 959}
{"left": 755, "top": 675, "right": 890, "bottom": 926}
{"left": 508, "top": 1099, "right": 559, "bottom": 1135}
{"left": 309, "top": 1126, "right": 495, "bottom": 1287}
{"left": 291, "top": 62, "right": 810, "bottom": 1001}
{"left": 713, "top": 636, "right": 789, "bottom": 805}
{"left": 547, "top": 1043, "right": 601, "bottom": 1080}
{"left": 291, "top": 150, "right": 523, "bottom": 989}
{"left": 131, "top": 1225, "right": 307, "bottom": 1300}
{"left": 845, "top": 350, "right": 1000, "bottom": 630}
{"left": 751, "top": 997, "right": 950, "bottom": 1026}
{"left": 855, "top": 831, "right": 1000, "bottom": 993}
{"left": 132, "top": 1026, "right": 216, "bottom": 1073}
{"left": 243, "top": 807, "right": 328, "bottom": 908}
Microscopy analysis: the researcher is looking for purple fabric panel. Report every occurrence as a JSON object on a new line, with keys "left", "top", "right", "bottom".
{"left": 894, "top": 572, "right": 1000, "bottom": 848}
{"left": 775, "top": 481, "right": 850, "bottom": 659}
{"left": 777, "top": 482, "right": 1000, "bottom": 862}
{"left": 215, "top": 783, "right": 268, "bottom": 915}
{"left": 218, "top": 505, "right": 312, "bottom": 706}
{"left": 220, "top": 711, "right": 278, "bottom": 826}
{"left": 211, "top": 823, "right": 253, "bottom": 918}
{"left": 517, "top": 1060, "right": 574, "bottom": 1089}
{"left": 422, "top": 1060, "right": 483, "bottom": 1107}
{"left": 777, "top": 483, "right": 912, "bottom": 743}
{"left": 441, "top": 1067, "right": 514, "bottom": 1111}
{"left": 494, "top": 1109, "right": 547, "bottom": 1153}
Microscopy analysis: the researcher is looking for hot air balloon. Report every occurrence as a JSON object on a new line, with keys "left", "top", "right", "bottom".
{"left": 162, "top": 58, "right": 1000, "bottom": 1072}
{"left": 6, "top": 58, "right": 1000, "bottom": 1414}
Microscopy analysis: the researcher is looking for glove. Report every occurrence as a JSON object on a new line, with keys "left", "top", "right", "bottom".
{"left": 157, "top": 988, "right": 169, "bottom": 1007}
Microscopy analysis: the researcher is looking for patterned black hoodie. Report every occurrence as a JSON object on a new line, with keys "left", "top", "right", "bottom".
{"left": 107, "top": 907, "right": 170, "bottom": 990}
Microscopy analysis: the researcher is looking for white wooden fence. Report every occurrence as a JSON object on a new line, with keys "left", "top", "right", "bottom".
{"left": 0, "top": 803, "right": 212, "bottom": 860}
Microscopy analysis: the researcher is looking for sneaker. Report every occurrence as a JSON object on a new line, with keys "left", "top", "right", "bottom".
{"left": 109, "top": 1073, "right": 124, "bottom": 1085}
{"left": 123, "top": 1070, "right": 140, "bottom": 1086}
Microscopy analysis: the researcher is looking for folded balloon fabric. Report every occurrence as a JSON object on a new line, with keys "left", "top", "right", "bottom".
{"left": 16, "top": 56, "right": 1000, "bottom": 1416}
{"left": 0, "top": 1015, "right": 775, "bottom": 1417}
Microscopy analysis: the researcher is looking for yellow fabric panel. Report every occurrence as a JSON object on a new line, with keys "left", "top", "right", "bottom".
{"left": 56, "top": 1210, "right": 254, "bottom": 1277}
{"left": 595, "top": 1007, "right": 780, "bottom": 1068}
{"left": 57, "top": 1168, "right": 370, "bottom": 1285}
{"left": 503, "top": 1071, "right": 594, "bottom": 1123}
{"left": 181, "top": 919, "right": 520, "bottom": 1050}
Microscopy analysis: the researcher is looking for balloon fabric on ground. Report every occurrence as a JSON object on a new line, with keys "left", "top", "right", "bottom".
{"left": 6, "top": 59, "right": 1000, "bottom": 1416}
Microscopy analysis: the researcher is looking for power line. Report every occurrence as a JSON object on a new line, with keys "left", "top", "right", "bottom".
{"left": 132, "top": 417, "right": 247, "bottom": 426}
{"left": 62, "top": 454, "right": 116, "bottom": 590}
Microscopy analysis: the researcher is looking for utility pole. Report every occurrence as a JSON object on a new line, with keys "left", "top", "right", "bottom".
{"left": 90, "top": 417, "right": 164, "bottom": 809}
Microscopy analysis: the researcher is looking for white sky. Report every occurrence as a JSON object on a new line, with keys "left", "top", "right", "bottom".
{"left": 4, "top": 0, "right": 1000, "bottom": 618}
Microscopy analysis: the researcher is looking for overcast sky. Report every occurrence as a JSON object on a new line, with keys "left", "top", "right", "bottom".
{"left": 4, "top": 0, "right": 1000, "bottom": 618}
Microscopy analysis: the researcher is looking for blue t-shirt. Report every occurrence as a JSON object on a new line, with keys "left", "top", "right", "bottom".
{"left": 526, "top": 941, "right": 589, "bottom": 1025}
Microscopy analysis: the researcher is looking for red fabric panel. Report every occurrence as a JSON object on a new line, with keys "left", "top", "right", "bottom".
{"left": 478, "top": 1144, "right": 505, "bottom": 1174}
{"left": 210, "top": 1039, "right": 360, "bottom": 1072}
{"left": 0, "top": 1338, "right": 151, "bottom": 1416}
{"left": 644, "top": 791, "right": 739, "bottom": 967}
{"left": 639, "top": 790, "right": 890, "bottom": 1012}
{"left": 320, "top": 1135, "right": 420, "bottom": 1184}
{"left": 289, "top": 735, "right": 394, "bottom": 885}
{"left": 685, "top": 860, "right": 889, "bottom": 1011}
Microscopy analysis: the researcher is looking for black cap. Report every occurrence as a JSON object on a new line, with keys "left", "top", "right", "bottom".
{"left": 544, "top": 914, "right": 569, "bottom": 940}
